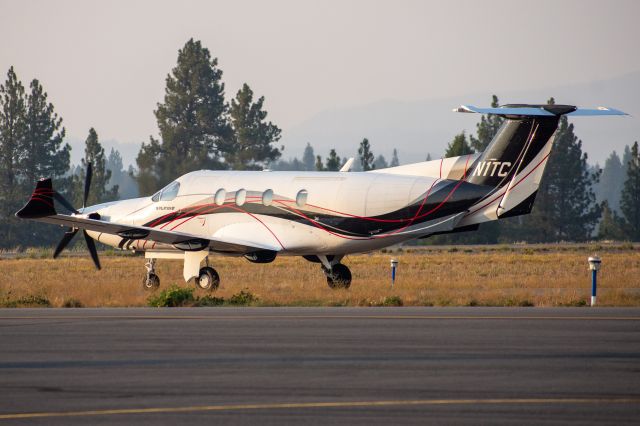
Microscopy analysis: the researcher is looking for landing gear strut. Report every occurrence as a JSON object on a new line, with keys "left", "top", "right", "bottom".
{"left": 196, "top": 266, "right": 220, "bottom": 291}
{"left": 142, "top": 258, "right": 160, "bottom": 290}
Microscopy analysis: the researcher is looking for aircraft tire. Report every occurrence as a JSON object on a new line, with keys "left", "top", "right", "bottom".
{"left": 196, "top": 267, "right": 220, "bottom": 291}
{"left": 142, "top": 273, "right": 160, "bottom": 290}
{"left": 327, "top": 264, "right": 351, "bottom": 289}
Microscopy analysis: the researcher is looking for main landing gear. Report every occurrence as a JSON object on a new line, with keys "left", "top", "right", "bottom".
{"left": 195, "top": 266, "right": 220, "bottom": 291}
{"left": 304, "top": 255, "right": 352, "bottom": 289}
{"left": 142, "top": 256, "right": 220, "bottom": 292}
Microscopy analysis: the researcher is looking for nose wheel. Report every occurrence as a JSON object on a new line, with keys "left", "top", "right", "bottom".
{"left": 142, "top": 258, "right": 160, "bottom": 290}
{"left": 196, "top": 266, "right": 220, "bottom": 291}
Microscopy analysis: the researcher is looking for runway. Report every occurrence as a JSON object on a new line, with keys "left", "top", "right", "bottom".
{"left": 0, "top": 307, "right": 638, "bottom": 424}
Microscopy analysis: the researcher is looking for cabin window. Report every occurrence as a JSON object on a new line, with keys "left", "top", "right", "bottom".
{"left": 151, "top": 181, "right": 180, "bottom": 202}
{"left": 235, "top": 189, "right": 247, "bottom": 206}
{"left": 296, "top": 189, "right": 308, "bottom": 208}
{"left": 214, "top": 188, "right": 226, "bottom": 206}
{"left": 262, "top": 189, "right": 273, "bottom": 206}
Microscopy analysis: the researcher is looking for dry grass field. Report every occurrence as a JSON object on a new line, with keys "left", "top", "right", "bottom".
{"left": 0, "top": 244, "right": 638, "bottom": 307}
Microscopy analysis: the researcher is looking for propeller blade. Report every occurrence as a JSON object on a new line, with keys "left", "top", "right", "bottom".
{"left": 52, "top": 192, "right": 79, "bottom": 214}
{"left": 53, "top": 228, "right": 79, "bottom": 259}
{"left": 83, "top": 162, "right": 92, "bottom": 209}
{"left": 83, "top": 230, "right": 101, "bottom": 270}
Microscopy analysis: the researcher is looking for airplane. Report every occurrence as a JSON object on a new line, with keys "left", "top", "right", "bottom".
{"left": 16, "top": 104, "right": 627, "bottom": 291}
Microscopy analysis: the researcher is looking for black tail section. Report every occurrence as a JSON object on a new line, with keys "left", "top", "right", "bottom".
{"left": 464, "top": 104, "right": 577, "bottom": 189}
{"left": 466, "top": 115, "right": 559, "bottom": 188}
{"left": 15, "top": 178, "right": 57, "bottom": 219}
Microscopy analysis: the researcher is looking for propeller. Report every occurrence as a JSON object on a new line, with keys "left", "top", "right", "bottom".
{"left": 52, "top": 162, "right": 101, "bottom": 270}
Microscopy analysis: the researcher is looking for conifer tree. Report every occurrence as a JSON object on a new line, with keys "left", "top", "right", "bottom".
{"left": 227, "top": 83, "right": 281, "bottom": 170}
{"left": 136, "top": 39, "right": 231, "bottom": 193}
{"left": 374, "top": 154, "right": 388, "bottom": 169}
{"left": 523, "top": 98, "right": 600, "bottom": 241}
{"left": 358, "top": 138, "right": 375, "bottom": 171}
{"left": 469, "top": 95, "right": 503, "bottom": 152}
{"left": 75, "top": 128, "right": 118, "bottom": 205}
{"left": 315, "top": 155, "right": 324, "bottom": 171}
{"left": 620, "top": 141, "right": 640, "bottom": 240}
{"left": 598, "top": 201, "right": 627, "bottom": 240}
{"left": 0, "top": 67, "right": 26, "bottom": 210}
{"left": 596, "top": 151, "right": 624, "bottom": 212}
{"left": 390, "top": 148, "right": 400, "bottom": 167}
{"left": 325, "top": 149, "right": 341, "bottom": 171}
{"left": 444, "top": 131, "right": 473, "bottom": 157}
{"left": 0, "top": 67, "right": 27, "bottom": 246}
{"left": 21, "top": 78, "right": 70, "bottom": 192}
{"left": 302, "top": 143, "right": 315, "bottom": 171}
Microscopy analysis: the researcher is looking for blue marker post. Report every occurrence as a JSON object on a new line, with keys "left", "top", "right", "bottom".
{"left": 390, "top": 259, "right": 398, "bottom": 288}
{"left": 588, "top": 255, "right": 601, "bottom": 307}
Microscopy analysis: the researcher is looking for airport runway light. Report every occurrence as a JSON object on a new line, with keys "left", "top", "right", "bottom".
{"left": 390, "top": 259, "right": 398, "bottom": 287}
{"left": 588, "top": 255, "right": 601, "bottom": 307}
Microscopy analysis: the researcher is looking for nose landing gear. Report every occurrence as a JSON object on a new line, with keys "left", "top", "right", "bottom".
{"left": 142, "top": 258, "right": 160, "bottom": 290}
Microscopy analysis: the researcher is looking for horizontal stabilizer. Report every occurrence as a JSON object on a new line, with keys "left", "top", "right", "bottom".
{"left": 454, "top": 104, "right": 627, "bottom": 117}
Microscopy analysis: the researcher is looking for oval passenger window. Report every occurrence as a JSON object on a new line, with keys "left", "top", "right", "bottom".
{"left": 296, "top": 189, "right": 308, "bottom": 208}
{"left": 262, "top": 189, "right": 273, "bottom": 206}
{"left": 235, "top": 189, "right": 247, "bottom": 206}
{"left": 214, "top": 188, "right": 226, "bottom": 206}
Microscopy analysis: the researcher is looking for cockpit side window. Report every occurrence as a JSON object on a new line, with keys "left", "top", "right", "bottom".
{"left": 151, "top": 181, "right": 181, "bottom": 202}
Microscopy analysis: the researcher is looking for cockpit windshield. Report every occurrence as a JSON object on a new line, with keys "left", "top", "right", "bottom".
{"left": 151, "top": 181, "right": 180, "bottom": 202}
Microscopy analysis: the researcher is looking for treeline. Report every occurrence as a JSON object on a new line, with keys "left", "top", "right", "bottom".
{"left": 1, "top": 39, "right": 639, "bottom": 248}
{"left": 432, "top": 95, "right": 640, "bottom": 244}
{"left": 271, "top": 141, "right": 400, "bottom": 172}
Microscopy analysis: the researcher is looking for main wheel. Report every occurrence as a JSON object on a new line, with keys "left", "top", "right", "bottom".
{"left": 327, "top": 264, "right": 351, "bottom": 289}
{"left": 196, "top": 267, "right": 220, "bottom": 291}
{"left": 142, "top": 273, "right": 160, "bottom": 290}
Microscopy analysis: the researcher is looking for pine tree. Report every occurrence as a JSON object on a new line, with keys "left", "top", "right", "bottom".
{"left": 425, "top": 153, "right": 432, "bottom": 161}
{"left": 469, "top": 95, "right": 503, "bottom": 152}
{"left": 302, "top": 143, "right": 315, "bottom": 171}
{"left": 358, "top": 138, "right": 375, "bottom": 171}
{"left": 106, "top": 148, "right": 138, "bottom": 199}
{"left": 136, "top": 39, "right": 232, "bottom": 193}
{"left": 315, "top": 155, "right": 324, "bottom": 171}
{"left": 374, "top": 154, "right": 388, "bottom": 169}
{"left": 444, "top": 132, "right": 473, "bottom": 157}
{"left": 596, "top": 151, "right": 624, "bottom": 212}
{"left": 0, "top": 67, "right": 26, "bottom": 210}
{"left": 227, "top": 83, "right": 281, "bottom": 170}
{"left": 620, "top": 141, "right": 640, "bottom": 240}
{"left": 325, "top": 149, "right": 341, "bottom": 171}
{"left": 0, "top": 67, "right": 27, "bottom": 246}
{"left": 390, "top": 148, "right": 400, "bottom": 167}
{"left": 523, "top": 98, "right": 600, "bottom": 241}
{"left": 75, "top": 128, "right": 118, "bottom": 206}
{"left": 598, "top": 201, "right": 627, "bottom": 240}
{"left": 21, "top": 78, "right": 70, "bottom": 192}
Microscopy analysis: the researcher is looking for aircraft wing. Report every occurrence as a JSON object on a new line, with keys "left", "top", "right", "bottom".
{"left": 34, "top": 214, "right": 280, "bottom": 253}
{"left": 15, "top": 178, "right": 280, "bottom": 254}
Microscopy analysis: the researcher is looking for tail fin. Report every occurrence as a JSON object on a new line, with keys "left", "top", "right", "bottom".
{"left": 456, "top": 104, "right": 627, "bottom": 220}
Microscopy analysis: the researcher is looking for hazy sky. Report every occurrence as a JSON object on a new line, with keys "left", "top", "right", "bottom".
{"left": 1, "top": 0, "right": 639, "bottom": 159}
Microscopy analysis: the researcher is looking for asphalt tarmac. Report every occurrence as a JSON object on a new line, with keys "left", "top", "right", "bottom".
{"left": 0, "top": 307, "right": 638, "bottom": 425}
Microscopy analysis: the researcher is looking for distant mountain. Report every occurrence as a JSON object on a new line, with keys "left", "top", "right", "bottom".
{"left": 279, "top": 71, "right": 640, "bottom": 165}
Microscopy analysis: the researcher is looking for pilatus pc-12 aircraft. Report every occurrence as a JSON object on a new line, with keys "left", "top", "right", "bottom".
{"left": 16, "top": 104, "right": 626, "bottom": 290}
